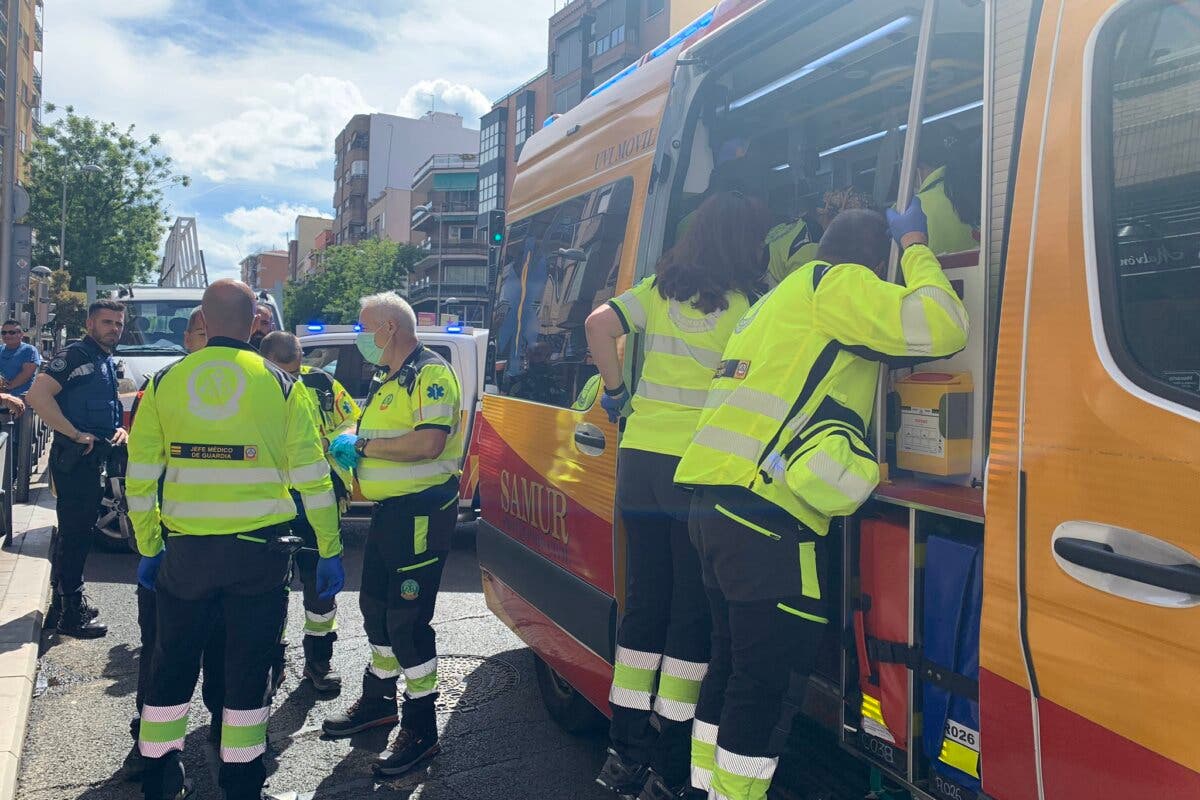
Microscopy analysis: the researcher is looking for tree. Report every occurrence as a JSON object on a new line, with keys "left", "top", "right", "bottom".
{"left": 48, "top": 268, "right": 87, "bottom": 340}
{"left": 285, "top": 240, "right": 423, "bottom": 328}
{"left": 26, "top": 104, "right": 190, "bottom": 290}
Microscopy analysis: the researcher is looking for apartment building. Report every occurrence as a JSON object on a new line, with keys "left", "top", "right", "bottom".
{"left": 332, "top": 111, "right": 479, "bottom": 246}
{"left": 367, "top": 187, "right": 416, "bottom": 244}
{"left": 239, "top": 250, "right": 289, "bottom": 291}
{"left": 288, "top": 214, "right": 333, "bottom": 281}
{"left": 408, "top": 154, "right": 488, "bottom": 327}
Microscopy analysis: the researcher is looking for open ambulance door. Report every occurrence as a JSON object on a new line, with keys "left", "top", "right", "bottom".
{"left": 984, "top": 0, "right": 1200, "bottom": 797}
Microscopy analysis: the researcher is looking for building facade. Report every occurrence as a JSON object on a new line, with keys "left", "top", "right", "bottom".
{"left": 368, "top": 187, "right": 416, "bottom": 244}
{"left": 240, "top": 250, "right": 289, "bottom": 290}
{"left": 13, "top": 0, "right": 43, "bottom": 179}
{"left": 408, "top": 154, "right": 488, "bottom": 327}
{"left": 289, "top": 214, "right": 333, "bottom": 281}
{"left": 333, "top": 112, "right": 480, "bottom": 246}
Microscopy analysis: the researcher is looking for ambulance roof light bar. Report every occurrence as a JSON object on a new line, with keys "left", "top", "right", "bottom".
{"left": 728, "top": 15, "right": 917, "bottom": 112}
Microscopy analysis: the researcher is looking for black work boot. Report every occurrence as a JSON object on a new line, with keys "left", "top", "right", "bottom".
{"left": 57, "top": 591, "right": 107, "bottom": 638}
{"left": 596, "top": 748, "right": 650, "bottom": 797}
{"left": 321, "top": 670, "right": 398, "bottom": 738}
{"left": 302, "top": 634, "right": 341, "bottom": 694}
{"left": 374, "top": 692, "right": 440, "bottom": 777}
{"left": 638, "top": 770, "right": 705, "bottom": 800}
{"left": 141, "top": 752, "right": 193, "bottom": 800}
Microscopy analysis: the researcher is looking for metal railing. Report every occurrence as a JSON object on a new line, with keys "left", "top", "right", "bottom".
{"left": 412, "top": 153, "right": 479, "bottom": 186}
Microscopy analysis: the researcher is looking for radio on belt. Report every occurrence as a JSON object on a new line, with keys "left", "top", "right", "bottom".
{"left": 893, "top": 372, "right": 973, "bottom": 476}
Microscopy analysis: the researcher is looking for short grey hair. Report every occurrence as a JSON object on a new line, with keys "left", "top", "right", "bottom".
{"left": 259, "top": 331, "right": 302, "bottom": 365}
{"left": 360, "top": 291, "right": 416, "bottom": 335}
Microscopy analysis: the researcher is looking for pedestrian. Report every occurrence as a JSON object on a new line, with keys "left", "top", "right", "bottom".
{"left": 126, "top": 306, "right": 226, "bottom": 775}
{"left": 27, "top": 299, "right": 127, "bottom": 639}
{"left": 673, "top": 205, "right": 968, "bottom": 800}
{"left": 249, "top": 301, "right": 275, "bottom": 350}
{"left": 321, "top": 291, "right": 463, "bottom": 778}
{"left": 261, "top": 330, "right": 360, "bottom": 692}
{"left": 125, "top": 279, "right": 344, "bottom": 800}
{"left": 586, "top": 191, "right": 772, "bottom": 800}
{"left": 0, "top": 318, "right": 41, "bottom": 396}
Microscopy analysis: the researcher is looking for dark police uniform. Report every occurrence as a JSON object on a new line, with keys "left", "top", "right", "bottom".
{"left": 43, "top": 335, "right": 121, "bottom": 607}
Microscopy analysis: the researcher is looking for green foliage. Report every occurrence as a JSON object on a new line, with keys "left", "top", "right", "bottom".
{"left": 49, "top": 268, "right": 87, "bottom": 339}
{"left": 285, "top": 239, "right": 424, "bottom": 328}
{"left": 26, "top": 103, "right": 189, "bottom": 290}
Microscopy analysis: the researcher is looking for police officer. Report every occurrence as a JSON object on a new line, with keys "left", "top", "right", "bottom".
{"left": 260, "top": 330, "right": 360, "bottom": 692}
{"left": 321, "top": 291, "right": 462, "bottom": 779}
{"left": 673, "top": 204, "right": 968, "bottom": 800}
{"left": 126, "top": 279, "right": 343, "bottom": 800}
{"left": 27, "top": 299, "right": 127, "bottom": 638}
{"left": 588, "top": 191, "right": 771, "bottom": 800}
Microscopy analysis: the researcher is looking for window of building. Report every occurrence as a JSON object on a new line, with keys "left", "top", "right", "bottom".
{"left": 1093, "top": 0, "right": 1200, "bottom": 410}
{"left": 554, "top": 26, "right": 584, "bottom": 78}
{"left": 554, "top": 82, "right": 582, "bottom": 115}
{"left": 480, "top": 114, "right": 507, "bottom": 164}
{"left": 488, "top": 178, "right": 634, "bottom": 409}
{"left": 350, "top": 160, "right": 367, "bottom": 177}
{"left": 451, "top": 226, "right": 476, "bottom": 241}
{"left": 646, "top": 0, "right": 665, "bottom": 18}
{"left": 514, "top": 91, "right": 536, "bottom": 150}
{"left": 592, "top": 1, "right": 626, "bottom": 57}
{"left": 479, "top": 171, "right": 504, "bottom": 215}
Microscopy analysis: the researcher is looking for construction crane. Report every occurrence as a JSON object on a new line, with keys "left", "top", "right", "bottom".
{"left": 158, "top": 217, "right": 208, "bottom": 288}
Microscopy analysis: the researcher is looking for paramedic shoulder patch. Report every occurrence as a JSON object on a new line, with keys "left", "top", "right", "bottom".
{"left": 170, "top": 443, "right": 257, "bottom": 461}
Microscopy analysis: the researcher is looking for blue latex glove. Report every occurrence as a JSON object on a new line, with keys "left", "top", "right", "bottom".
{"left": 599, "top": 384, "right": 630, "bottom": 424}
{"left": 316, "top": 555, "right": 345, "bottom": 600}
{"left": 137, "top": 552, "right": 164, "bottom": 591}
{"left": 329, "top": 433, "right": 359, "bottom": 470}
{"left": 886, "top": 195, "right": 928, "bottom": 245}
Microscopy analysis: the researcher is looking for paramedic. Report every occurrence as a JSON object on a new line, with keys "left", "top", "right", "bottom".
{"left": 674, "top": 203, "right": 968, "bottom": 800}
{"left": 587, "top": 191, "right": 772, "bottom": 799}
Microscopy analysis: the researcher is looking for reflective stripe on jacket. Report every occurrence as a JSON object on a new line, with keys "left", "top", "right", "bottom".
{"left": 609, "top": 277, "right": 750, "bottom": 457}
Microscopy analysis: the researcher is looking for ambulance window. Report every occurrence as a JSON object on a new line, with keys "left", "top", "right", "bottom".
{"left": 488, "top": 177, "right": 635, "bottom": 409}
{"left": 1093, "top": 0, "right": 1200, "bottom": 408}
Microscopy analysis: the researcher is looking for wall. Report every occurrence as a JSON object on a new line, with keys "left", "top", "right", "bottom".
{"left": 668, "top": 0, "right": 712, "bottom": 33}
{"left": 367, "top": 188, "right": 415, "bottom": 244}
{"left": 367, "top": 113, "right": 481, "bottom": 203}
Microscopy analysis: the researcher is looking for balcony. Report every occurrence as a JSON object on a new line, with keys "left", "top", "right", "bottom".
{"left": 412, "top": 153, "right": 478, "bottom": 186}
{"left": 408, "top": 281, "right": 491, "bottom": 303}
{"left": 33, "top": 20, "right": 41, "bottom": 52}
{"left": 345, "top": 173, "right": 367, "bottom": 196}
{"left": 32, "top": 66, "right": 40, "bottom": 98}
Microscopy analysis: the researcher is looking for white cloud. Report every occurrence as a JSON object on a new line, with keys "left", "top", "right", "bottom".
{"left": 223, "top": 203, "right": 331, "bottom": 253}
{"left": 161, "top": 74, "right": 375, "bottom": 183}
{"left": 396, "top": 79, "right": 493, "bottom": 121}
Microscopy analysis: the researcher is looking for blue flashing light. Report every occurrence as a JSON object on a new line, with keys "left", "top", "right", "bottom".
{"left": 353, "top": 323, "right": 364, "bottom": 333}
{"left": 446, "top": 324, "right": 464, "bottom": 334}
{"left": 306, "top": 323, "right": 324, "bottom": 332}
{"left": 587, "top": 7, "right": 716, "bottom": 100}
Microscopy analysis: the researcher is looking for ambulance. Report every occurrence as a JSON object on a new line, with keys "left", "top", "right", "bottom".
{"left": 470, "top": 0, "right": 1200, "bottom": 797}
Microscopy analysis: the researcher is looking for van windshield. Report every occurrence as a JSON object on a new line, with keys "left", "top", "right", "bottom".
{"left": 117, "top": 299, "right": 201, "bottom": 355}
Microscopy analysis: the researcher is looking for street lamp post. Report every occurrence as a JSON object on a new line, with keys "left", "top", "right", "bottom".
{"left": 61, "top": 163, "right": 103, "bottom": 272}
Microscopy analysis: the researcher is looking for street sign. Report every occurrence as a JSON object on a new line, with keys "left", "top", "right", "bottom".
{"left": 10, "top": 224, "right": 31, "bottom": 303}
{"left": 11, "top": 186, "right": 29, "bottom": 221}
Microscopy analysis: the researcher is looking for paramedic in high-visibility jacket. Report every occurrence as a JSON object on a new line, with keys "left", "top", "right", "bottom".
{"left": 674, "top": 201, "right": 968, "bottom": 800}
{"left": 321, "top": 291, "right": 464, "bottom": 780}
{"left": 126, "top": 279, "right": 344, "bottom": 800}
{"left": 260, "top": 331, "right": 360, "bottom": 693}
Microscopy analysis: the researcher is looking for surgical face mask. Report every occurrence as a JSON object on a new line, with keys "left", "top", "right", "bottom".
{"left": 356, "top": 326, "right": 393, "bottom": 365}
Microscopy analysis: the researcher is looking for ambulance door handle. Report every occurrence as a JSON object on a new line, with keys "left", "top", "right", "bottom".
{"left": 1054, "top": 536, "right": 1200, "bottom": 596}
{"left": 573, "top": 423, "right": 606, "bottom": 456}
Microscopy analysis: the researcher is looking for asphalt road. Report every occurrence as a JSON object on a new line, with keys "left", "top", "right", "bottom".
{"left": 16, "top": 522, "right": 616, "bottom": 800}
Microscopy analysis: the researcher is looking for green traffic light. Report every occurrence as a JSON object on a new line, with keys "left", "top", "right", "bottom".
{"left": 492, "top": 233, "right": 503, "bottom": 243}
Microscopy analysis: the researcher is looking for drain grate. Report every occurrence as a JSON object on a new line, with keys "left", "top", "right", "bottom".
{"left": 431, "top": 655, "right": 519, "bottom": 713}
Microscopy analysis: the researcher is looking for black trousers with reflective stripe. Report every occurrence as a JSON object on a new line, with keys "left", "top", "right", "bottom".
{"left": 359, "top": 492, "right": 455, "bottom": 736}
{"left": 689, "top": 491, "right": 829, "bottom": 784}
{"left": 610, "top": 448, "right": 711, "bottom": 783}
{"left": 141, "top": 531, "right": 289, "bottom": 800}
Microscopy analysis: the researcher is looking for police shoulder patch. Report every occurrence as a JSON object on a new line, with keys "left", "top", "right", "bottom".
{"left": 49, "top": 357, "right": 66, "bottom": 372}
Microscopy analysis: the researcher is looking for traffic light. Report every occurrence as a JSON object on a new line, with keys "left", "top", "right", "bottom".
{"left": 488, "top": 210, "right": 506, "bottom": 246}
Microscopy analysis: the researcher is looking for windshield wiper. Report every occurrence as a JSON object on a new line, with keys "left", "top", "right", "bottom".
{"left": 117, "top": 344, "right": 187, "bottom": 355}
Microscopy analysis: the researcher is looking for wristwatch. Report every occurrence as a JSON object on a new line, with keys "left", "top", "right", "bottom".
{"left": 354, "top": 438, "right": 370, "bottom": 457}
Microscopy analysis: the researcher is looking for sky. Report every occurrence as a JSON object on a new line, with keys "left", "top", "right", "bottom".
{"left": 45, "top": 0, "right": 555, "bottom": 279}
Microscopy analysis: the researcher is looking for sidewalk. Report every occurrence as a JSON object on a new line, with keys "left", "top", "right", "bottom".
{"left": 0, "top": 476, "right": 55, "bottom": 800}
